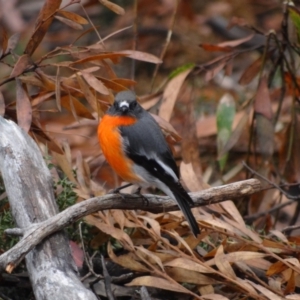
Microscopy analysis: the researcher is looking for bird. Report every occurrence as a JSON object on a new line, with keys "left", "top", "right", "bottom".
{"left": 97, "top": 90, "right": 200, "bottom": 236}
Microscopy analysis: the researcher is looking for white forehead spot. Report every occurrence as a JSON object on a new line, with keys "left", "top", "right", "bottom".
{"left": 119, "top": 100, "right": 129, "bottom": 108}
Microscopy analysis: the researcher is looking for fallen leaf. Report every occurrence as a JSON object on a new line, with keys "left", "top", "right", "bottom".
{"left": 254, "top": 76, "right": 273, "bottom": 120}
{"left": 10, "top": 54, "right": 30, "bottom": 78}
{"left": 126, "top": 276, "right": 188, "bottom": 294}
{"left": 246, "top": 280, "right": 282, "bottom": 300}
{"left": 76, "top": 74, "right": 99, "bottom": 113}
{"left": 61, "top": 94, "right": 94, "bottom": 120}
{"left": 239, "top": 55, "right": 262, "bottom": 85}
{"left": 16, "top": 79, "right": 32, "bottom": 133}
{"left": 98, "top": 0, "right": 125, "bottom": 15}
{"left": 166, "top": 267, "right": 219, "bottom": 285}
{"left": 164, "top": 257, "right": 211, "bottom": 274}
{"left": 107, "top": 242, "right": 148, "bottom": 272}
{"left": 55, "top": 16, "right": 83, "bottom": 30}
{"left": 56, "top": 10, "right": 88, "bottom": 24}
{"left": 159, "top": 67, "right": 192, "bottom": 122}
{"left": 214, "top": 245, "right": 236, "bottom": 279}
{"left": 6, "top": 32, "right": 20, "bottom": 54}
{"left": 24, "top": 0, "right": 62, "bottom": 55}
{"left": 119, "top": 50, "right": 162, "bottom": 64}
{"left": 82, "top": 72, "right": 109, "bottom": 95}
{"left": 0, "top": 91, "right": 5, "bottom": 116}
{"left": 136, "top": 246, "right": 164, "bottom": 271}
{"left": 55, "top": 66, "right": 61, "bottom": 111}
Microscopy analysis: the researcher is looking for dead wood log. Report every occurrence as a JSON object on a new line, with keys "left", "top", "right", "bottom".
{"left": 0, "top": 117, "right": 97, "bottom": 300}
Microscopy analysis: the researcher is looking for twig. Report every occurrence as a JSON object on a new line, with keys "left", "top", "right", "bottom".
{"left": 131, "top": 0, "right": 138, "bottom": 82}
{"left": 0, "top": 178, "right": 262, "bottom": 273}
{"left": 139, "top": 286, "right": 151, "bottom": 300}
{"left": 282, "top": 224, "right": 300, "bottom": 234}
{"left": 150, "top": 0, "right": 178, "bottom": 92}
{"left": 242, "top": 161, "right": 300, "bottom": 199}
{"left": 244, "top": 199, "right": 294, "bottom": 222}
{"left": 79, "top": 222, "right": 102, "bottom": 281}
{"left": 101, "top": 255, "right": 114, "bottom": 300}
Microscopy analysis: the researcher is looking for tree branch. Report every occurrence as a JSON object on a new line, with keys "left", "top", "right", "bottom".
{"left": 0, "top": 176, "right": 262, "bottom": 274}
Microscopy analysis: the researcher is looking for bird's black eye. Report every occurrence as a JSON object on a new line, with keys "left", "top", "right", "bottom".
{"left": 130, "top": 101, "right": 137, "bottom": 109}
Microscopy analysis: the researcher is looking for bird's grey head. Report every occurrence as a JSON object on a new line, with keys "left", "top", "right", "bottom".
{"left": 109, "top": 91, "right": 143, "bottom": 117}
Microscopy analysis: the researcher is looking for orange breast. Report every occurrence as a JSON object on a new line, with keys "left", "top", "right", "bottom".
{"left": 98, "top": 115, "right": 141, "bottom": 183}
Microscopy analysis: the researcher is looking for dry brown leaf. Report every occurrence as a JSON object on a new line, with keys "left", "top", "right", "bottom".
{"left": 164, "top": 257, "right": 212, "bottom": 274}
{"left": 218, "top": 33, "right": 255, "bottom": 47}
{"left": 51, "top": 150, "right": 76, "bottom": 183}
{"left": 24, "top": 0, "right": 62, "bottom": 56}
{"left": 246, "top": 280, "right": 282, "bottom": 300}
{"left": 138, "top": 215, "right": 161, "bottom": 237}
{"left": 126, "top": 276, "right": 188, "bottom": 294}
{"left": 75, "top": 151, "right": 90, "bottom": 193}
{"left": 286, "top": 270, "right": 296, "bottom": 294}
{"left": 200, "top": 215, "right": 242, "bottom": 237}
{"left": 55, "top": 16, "right": 83, "bottom": 30}
{"left": 97, "top": 77, "right": 128, "bottom": 92}
{"left": 136, "top": 246, "right": 164, "bottom": 271}
{"left": 180, "top": 162, "right": 209, "bottom": 192}
{"left": 286, "top": 295, "right": 300, "bottom": 299}
{"left": 205, "top": 60, "right": 227, "bottom": 82}
{"left": 255, "top": 76, "right": 273, "bottom": 120}
{"left": 71, "top": 53, "right": 128, "bottom": 65}
{"left": 239, "top": 55, "right": 262, "bottom": 85}
{"left": 19, "top": 75, "right": 44, "bottom": 88}
{"left": 31, "top": 91, "right": 55, "bottom": 107}
{"left": 218, "top": 107, "right": 251, "bottom": 157}
{"left": 31, "top": 127, "right": 63, "bottom": 154}
{"left": 166, "top": 267, "right": 219, "bottom": 285}
{"left": 214, "top": 245, "right": 236, "bottom": 280}
{"left": 98, "top": 0, "right": 125, "bottom": 15}
{"left": 10, "top": 54, "right": 30, "bottom": 78}
{"left": 90, "top": 220, "right": 134, "bottom": 251}
{"left": 0, "top": 91, "right": 5, "bottom": 116}
{"left": 36, "top": 69, "right": 56, "bottom": 91}
{"left": 235, "top": 278, "right": 258, "bottom": 295}
{"left": 111, "top": 210, "right": 126, "bottom": 230}
{"left": 220, "top": 200, "right": 245, "bottom": 226}
{"left": 56, "top": 10, "right": 88, "bottom": 25}
{"left": 200, "top": 44, "right": 233, "bottom": 52}
{"left": 269, "top": 230, "right": 290, "bottom": 244}
{"left": 6, "top": 33, "right": 20, "bottom": 54}
{"left": 119, "top": 50, "right": 162, "bottom": 64}
{"left": 159, "top": 68, "right": 192, "bottom": 122}
{"left": 1, "top": 26, "right": 8, "bottom": 55}
{"left": 61, "top": 95, "right": 94, "bottom": 120}
{"left": 112, "top": 78, "right": 136, "bottom": 88}
{"left": 199, "top": 294, "right": 229, "bottom": 300}
{"left": 222, "top": 216, "right": 262, "bottom": 244}
{"left": 107, "top": 242, "right": 148, "bottom": 272}
{"left": 16, "top": 79, "right": 32, "bottom": 133}
{"left": 82, "top": 72, "right": 109, "bottom": 95}
{"left": 151, "top": 114, "right": 181, "bottom": 142}
{"left": 55, "top": 66, "right": 61, "bottom": 111}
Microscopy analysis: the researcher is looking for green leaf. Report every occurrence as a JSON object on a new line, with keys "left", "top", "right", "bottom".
{"left": 289, "top": 6, "right": 300, "bottom": 41}
{"left": 169, "top": 63, "right": 195, "bottom": 79}
{"left": 216, "top": 93, "right": 236, "bottom": 171}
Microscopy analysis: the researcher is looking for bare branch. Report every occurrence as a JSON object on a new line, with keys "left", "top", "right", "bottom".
{"left": 0, "top": 176, "right": 262, "bottom": 274}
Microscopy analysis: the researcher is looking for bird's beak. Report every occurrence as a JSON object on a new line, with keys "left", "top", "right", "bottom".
{"left": 119, "top": 101, "right": 129, "bottom": 113}
{"left": 120, "top": 105, "right": 129, "bottom": 113}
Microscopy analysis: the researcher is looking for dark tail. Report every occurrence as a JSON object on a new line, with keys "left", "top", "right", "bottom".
{"left": 171, "top": 183, "right": 200, "bottom": 237}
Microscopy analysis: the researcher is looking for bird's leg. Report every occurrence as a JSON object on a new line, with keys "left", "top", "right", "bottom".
{"left": 111, "top": 183, "right": 133, "bottom": 194}
{"left": 133, "top": 187, "right": 149, "bottom": 206}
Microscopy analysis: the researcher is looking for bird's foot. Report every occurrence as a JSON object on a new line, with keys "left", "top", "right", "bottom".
{"left": 134, "top": 187, "right": 149, "bottom": 206}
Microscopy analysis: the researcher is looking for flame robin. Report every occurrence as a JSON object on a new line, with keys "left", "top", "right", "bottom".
{"left": 98, "top": 90, "right": 200, "bottom": 236}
